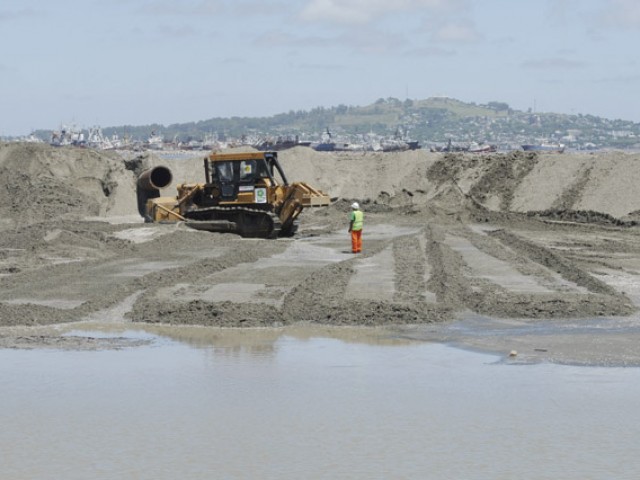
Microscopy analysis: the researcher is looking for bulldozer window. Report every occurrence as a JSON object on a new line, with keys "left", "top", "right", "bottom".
{"left": 254, "top": 159, "right": 273, "bottom": 180}
{"left": 216, "top": 162, "right": 233, "bottom": 182}
{"left": 239, "top": 160, "right": 256, "bottom": 181}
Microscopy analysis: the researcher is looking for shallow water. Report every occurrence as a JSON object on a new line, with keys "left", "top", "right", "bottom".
{"left": 2, "top": 326, "right": 640, "bottom": 479}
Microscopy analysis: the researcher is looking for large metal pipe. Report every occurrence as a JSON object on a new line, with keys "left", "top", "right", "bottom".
{"left": 137, "top": 166, "right": 173, "bottom": 191}
{"left": 136, "top": 166, "right": 173, "bottom": 219}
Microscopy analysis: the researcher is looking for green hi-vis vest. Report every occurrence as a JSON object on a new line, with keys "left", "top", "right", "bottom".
{"left": 350, "top": 210, "right": 363, "bottom": 231}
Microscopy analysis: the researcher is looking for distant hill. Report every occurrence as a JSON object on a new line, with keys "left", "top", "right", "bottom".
{"left": 36, "top": 97, "right": 640, "bottom": 150}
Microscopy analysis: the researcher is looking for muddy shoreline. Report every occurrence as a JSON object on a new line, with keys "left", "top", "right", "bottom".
{"left": 3, "top": 143, "right": 640, "bottom": 365}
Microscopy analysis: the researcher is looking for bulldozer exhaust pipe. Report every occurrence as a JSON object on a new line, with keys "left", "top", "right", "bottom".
{"left": 136, "top": 166, "right": 173, "bottom": 219}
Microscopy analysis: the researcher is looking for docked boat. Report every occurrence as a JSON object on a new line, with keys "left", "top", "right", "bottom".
{"left": 254, "top": 135, "right": 310, "bottom": 151}
{"left": 145, "top": 131, "right": 165, "bottom": 150}
{"left": 522, "top": 143, "right": 565, "bottom": 153}
{"left": 50, "top": 124, "right": 85, "bottom": 147}
{"left": 467, "top": 142, "right": 497, "bottom": 153}
{"left": 430, "top": 139, "right": 495, "bottom": 153}
{"left": 379, "top": 127, "right": 421, "bottom": 152}
{"left": 311, "top": 128, "right": 349, "bottom": 152}
{"left": 86, "top": 126, "right": 117, "bottom": 150}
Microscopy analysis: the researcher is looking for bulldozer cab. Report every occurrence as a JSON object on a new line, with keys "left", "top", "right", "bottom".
{"left": 205, "top": 151, "right": 287, "bottom": 203}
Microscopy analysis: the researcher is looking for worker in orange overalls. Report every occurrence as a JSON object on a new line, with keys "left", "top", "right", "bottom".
{"left": 348, "top": 202, "right": 364, "bottom": 253}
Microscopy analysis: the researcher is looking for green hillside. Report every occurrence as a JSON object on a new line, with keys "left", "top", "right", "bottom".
{"left": 35, "top": 97, "right": 640, "bottom": 150}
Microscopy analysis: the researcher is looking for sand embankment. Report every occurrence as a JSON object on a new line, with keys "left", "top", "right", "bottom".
{"left": 4, "top": 143, "right": 640, "bottom": 223}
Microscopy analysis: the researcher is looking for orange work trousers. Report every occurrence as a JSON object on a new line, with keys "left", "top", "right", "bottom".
{"left": 351, "top": 229, "right": 362, "bottom": 253}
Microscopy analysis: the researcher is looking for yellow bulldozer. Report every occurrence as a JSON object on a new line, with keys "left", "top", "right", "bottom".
{"left": 136, "top": 151, "right": 330, "bottom": 238}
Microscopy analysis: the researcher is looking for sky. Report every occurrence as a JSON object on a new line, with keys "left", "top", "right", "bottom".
{"left": 1, "top": 0, "right": 640, "bottom": 136}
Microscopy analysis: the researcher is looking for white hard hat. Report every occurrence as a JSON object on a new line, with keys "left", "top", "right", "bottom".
{"left": 351, "top": 202, "right": 359, "bottom": 210}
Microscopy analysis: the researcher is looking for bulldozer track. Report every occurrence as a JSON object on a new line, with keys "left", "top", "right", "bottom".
{"left": 186, "top": 205, "right": 282, "bottom": 238}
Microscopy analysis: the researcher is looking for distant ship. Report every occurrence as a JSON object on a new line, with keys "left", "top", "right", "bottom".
{"left": 522, "top": 143, "right": 565, "bottom": 153}
{"left": 378, "top": 137, "right": 421, "bottom": 152}
{"left": 86, "top": 126, "right": 120, "bottom": 150}
{"left": 379, "top": 126, "right": 421, "bottom": 152}
{"left": 430, "top": 139, "right": 496, "bottom": 153}
{"left": 311, "top": 128, "right": 349, "bottom": 152}
{"left": 254, "top": 135, "right": 311, "bottom": 151}
{"left": 311, "top": 126, "right": 421, "bottom": 152}
{"left": 467, "top": 142, "right": 497, "bottom": 153}
{"left": 50, "top": 124, "right": 85, "bottom": 147}
{"left": 145, "top": 131, "right": 164, "bottom": 150}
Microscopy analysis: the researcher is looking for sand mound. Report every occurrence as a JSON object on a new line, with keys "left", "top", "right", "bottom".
{"left": 3, "top": 143, "right": 640, "bottom": 226}
{"left": 0, "top": 142, "right": 137, "bottom": 226}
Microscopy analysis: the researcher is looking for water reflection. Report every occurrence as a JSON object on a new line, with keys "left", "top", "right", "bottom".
{"left": 1, "top": 325, "right": 640, "bottom": 479}
{"left": 59, "top": 322, "right": 420, "bottom": 361}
